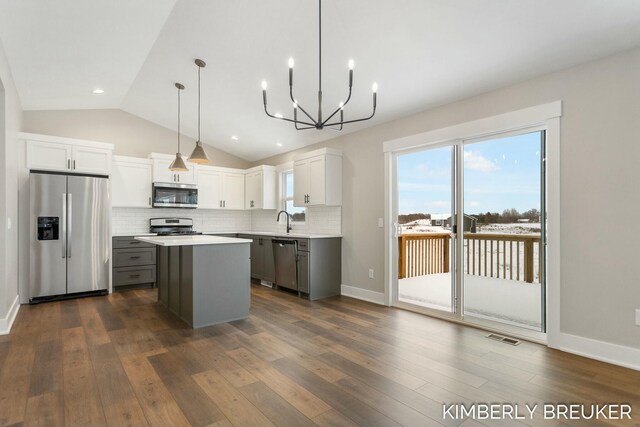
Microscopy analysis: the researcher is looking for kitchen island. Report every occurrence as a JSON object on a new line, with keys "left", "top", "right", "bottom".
{"left": 135, "top": 235, "right": 252, "bottom": 328}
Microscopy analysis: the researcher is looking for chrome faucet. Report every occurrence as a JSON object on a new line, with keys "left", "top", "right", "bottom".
{"left": 277, "top": 210, "right": 292, "bottom": 234}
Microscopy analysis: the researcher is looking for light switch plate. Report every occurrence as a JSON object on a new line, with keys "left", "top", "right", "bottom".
{"left": 636, "top": 309, "right": 640, "bottom": 326}
{"left": 368, "top": 269, "right": 374, "bottom": 279}
{"left": 6, "top": 217, "right": 11, "bottom": 230}
{"left": 378, "top": 218, "right": 383, "bottom": 228}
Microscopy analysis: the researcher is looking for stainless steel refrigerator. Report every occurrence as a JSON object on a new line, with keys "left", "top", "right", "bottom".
{"left": 29, "top": 172, "right": 110, "bottom": 302}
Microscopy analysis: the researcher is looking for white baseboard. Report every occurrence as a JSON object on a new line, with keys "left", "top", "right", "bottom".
{"left": 341, "top": 285, "right": 386, "bottom": 305}
{"left": 0, "top": 295, "right": 20, "bottom": 335}
{"left": 554, "top": 332, "right": 640, "bottom": 371}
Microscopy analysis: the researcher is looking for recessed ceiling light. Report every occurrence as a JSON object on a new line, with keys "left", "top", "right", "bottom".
{"left": 231, "top": 135, "right": 239, "bottom": 141}
{"left": 276, "top": 142, "right": 283, "bottom": 147}
{"left": 92, "top": 88, "right": 104, "bottom": 94}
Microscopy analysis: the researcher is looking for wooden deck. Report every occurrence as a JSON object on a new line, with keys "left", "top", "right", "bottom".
{"left": 0, "top": 284, "right": 638, "bottom": 426}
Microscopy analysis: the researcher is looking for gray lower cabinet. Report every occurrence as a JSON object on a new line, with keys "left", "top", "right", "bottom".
{"left": 241, "top": 235, "right": 275, "bottom": 283}
{"left": 297, "top": 238, "right": 341, "bottom": 300}
{"left": 112, "top": 237, "right": 157, "bottom": 290}
{"left": 298, "top": 249, "right": 310, "bottom": 294}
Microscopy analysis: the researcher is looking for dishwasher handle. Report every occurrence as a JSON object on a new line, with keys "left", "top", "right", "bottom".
{"left": 272, "top": 239, "right": 297, "bottom": 246}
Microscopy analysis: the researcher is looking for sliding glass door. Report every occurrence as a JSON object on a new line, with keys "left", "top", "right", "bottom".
{"left": 392, "top": 129, "right": 546, "bottom": 335}
{"left": 396, "top": 146, "right": 457, "bottom": 314}
{"left": 462, "top": 131, "right": 545, "bottom": 332}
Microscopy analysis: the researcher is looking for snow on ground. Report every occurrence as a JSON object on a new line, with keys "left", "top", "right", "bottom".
{"left": 401, "top": 219, "right": 541, "bottom": 235}
{"left": 399, "top": 274, "right": 541, "bottom": 330}
{"left": 478, "top": 223, "right": 541, "bottom": 234}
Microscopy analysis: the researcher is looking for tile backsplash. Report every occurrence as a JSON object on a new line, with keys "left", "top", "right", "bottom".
{"left": 112, "top": 206, "right": 341, "bottom": 235}
{"left": 251, "top": 206, "right": 341, "bottom": 235}
{"left": 112, "top": 208, "right": 251, "bottom": 234}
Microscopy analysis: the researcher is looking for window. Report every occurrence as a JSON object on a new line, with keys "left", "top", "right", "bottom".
{"left": 283, "top": 171, "right": 305, "bottom": 222}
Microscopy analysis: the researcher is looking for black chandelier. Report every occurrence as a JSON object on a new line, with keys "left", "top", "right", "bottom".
{"left": 261, "top": 0, "right": 377, "bottom": 130}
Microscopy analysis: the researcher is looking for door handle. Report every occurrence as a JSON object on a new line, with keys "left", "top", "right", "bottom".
{"left": 67, "top": 194, "right": 72, "bottom": 258}
{"left": 61, "top": 193, "right": 67, "bottom": 258}
{"left": 393, "top": 222, "right": 402, "bottom": 238}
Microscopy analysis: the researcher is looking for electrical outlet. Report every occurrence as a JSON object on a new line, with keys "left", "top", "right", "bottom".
{"left": 377, "top": 218, "right": 383, "bottom": 228}
{"left": 636, "top": 309, "right": 640, "bottom": 326}
{"left": 368, "top": 269, "right": 374, "bottom": 279}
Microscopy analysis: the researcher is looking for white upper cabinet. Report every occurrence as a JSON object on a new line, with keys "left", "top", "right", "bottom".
{"left": 245, "top": 165, "right": 277, "bottom": 210}
{"left": 24, "top": 133, "right": 113, "bottom": 175}
{"left": 150, "top": 153, "right": 197, "bottom": 185}
{"left": 111, "top": 156, "right": 153, "bottom": 208}
{"left": 197, "top": 165, "right": 245, "bottom": 209}
{"left": 71, "top": 145, "right": 112, "bottom": 175}
{"left": 197, "top": 167, "right": 222, "bottom": 209}
{"left": 293, "top": 148, "right": 342, "bottom": 207}
{"left": 223, "top": 173, "right": 245, "bottom": 210}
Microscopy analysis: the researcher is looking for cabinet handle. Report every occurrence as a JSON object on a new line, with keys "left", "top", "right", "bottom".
{"left": 149, "top": 197, "right": 152, "bottom": 206}
{"left": 67, "top": 159, "right": 71, "bottom": 170}
{"left": 129, "top": 274, "right": 141, "bottom": 278}
{"left": 73, "top": 160, "right": 76, "bottom": 170}
{"left": 223, "top": 200, "right": 226, "bottom": 208}
{"left": 130, "top": 256, "right": 141, "bottom": 260}
{"left": 129, "top": 241, "right": 141, "bottom": 245}
{"left": 219, "top": 200, "right": 222, "bottom": 208}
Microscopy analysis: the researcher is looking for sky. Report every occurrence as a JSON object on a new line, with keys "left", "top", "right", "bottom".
{"left": 397, "top": 131, "right": 542, "bottom": 215}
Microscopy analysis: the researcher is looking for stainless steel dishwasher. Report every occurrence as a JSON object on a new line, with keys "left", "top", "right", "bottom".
{"left": 272, "top": 239, "right": 298, "bottom": 291}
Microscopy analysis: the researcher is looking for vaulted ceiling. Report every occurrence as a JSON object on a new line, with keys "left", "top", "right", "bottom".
{"left": 1, "top": 0, "right": 640, "bottom": 161}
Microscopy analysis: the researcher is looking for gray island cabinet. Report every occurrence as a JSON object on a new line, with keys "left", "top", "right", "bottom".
{"left": 134, "top": 235, "right": 252, "bottom": 328}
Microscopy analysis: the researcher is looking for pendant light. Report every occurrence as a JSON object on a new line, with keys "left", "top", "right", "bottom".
{"left": 188, "top": 59, "right": 210, "bottom": 163}
{"left": 169, "top": 82, "right": 189, "bottom": 171}
{"left": 261, "top": 0, "right": 377, "bottom": 130}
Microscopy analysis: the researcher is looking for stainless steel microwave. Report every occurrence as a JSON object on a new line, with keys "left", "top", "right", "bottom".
{"left": 152, "top": 183, "right": 198, "bottom": 208}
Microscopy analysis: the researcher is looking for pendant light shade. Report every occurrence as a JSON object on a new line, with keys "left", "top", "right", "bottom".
{"left": 169, "top": 82, "right": 189, "bottom": 172}
{"left": 188, "top": 59, "right": 210, "bottom": 164}
{"left": 169, "top": 152, "right": 188, "bottom": 171}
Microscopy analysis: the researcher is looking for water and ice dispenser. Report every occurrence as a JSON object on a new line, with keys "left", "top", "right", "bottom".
{"left": 37, "top": 217, "right": 59, "bottom": 241}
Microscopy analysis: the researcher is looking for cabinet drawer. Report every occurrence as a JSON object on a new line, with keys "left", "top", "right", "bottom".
{"left": 113, "top": 266, "right": 156, "bottom": 286}
{"left": 113, "top": 236, "right": 156, "bottom": 249}
{"left": 113, "top": 247, "right": 156, "bottom": 267}
{"left": 297, "top": 239, "right": 310, "bottom": 250}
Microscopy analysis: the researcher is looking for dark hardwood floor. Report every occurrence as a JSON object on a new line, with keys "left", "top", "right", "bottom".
{"left": 1, "top": 284, "right": 639, "bottom": 426}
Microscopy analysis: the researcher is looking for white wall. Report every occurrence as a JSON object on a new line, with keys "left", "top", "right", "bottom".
{"left": 22, "top": 109, "right": 250, "bottom": 169}
{"left": 256, "top": 47, "right": 640, "bottom": 351}
{"left": 0, "top": 38, "right": 22, "bottom": 333}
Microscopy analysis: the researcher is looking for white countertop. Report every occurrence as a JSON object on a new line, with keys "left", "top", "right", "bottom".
{"left": 201, "top": 230, "right": 342, "bottom": 239}
{"left": 134, "top": 235, "right": 253, "bottom": 246}
{"left": 113, "top": 232, "right": 158, "bottom": 237}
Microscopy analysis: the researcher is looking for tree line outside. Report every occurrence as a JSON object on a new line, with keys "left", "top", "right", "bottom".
{"left": 399, "top": 208, "right": 541, "bottom": 225}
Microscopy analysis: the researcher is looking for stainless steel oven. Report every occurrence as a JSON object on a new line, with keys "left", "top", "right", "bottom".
{"left": 152, "top": 182, "right": 198, "bottom": 208}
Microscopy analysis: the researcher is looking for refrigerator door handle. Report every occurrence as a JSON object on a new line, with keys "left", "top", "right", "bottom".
{"left": 62, "top": 193, "right": 67, "bottom": 258}
{"left": 67, "top": 193, "right": 72, "bottom": 258}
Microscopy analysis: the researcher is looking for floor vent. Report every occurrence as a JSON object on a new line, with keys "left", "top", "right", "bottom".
{"left": 486, "top": 333, "right": 521, "bottom": 346}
